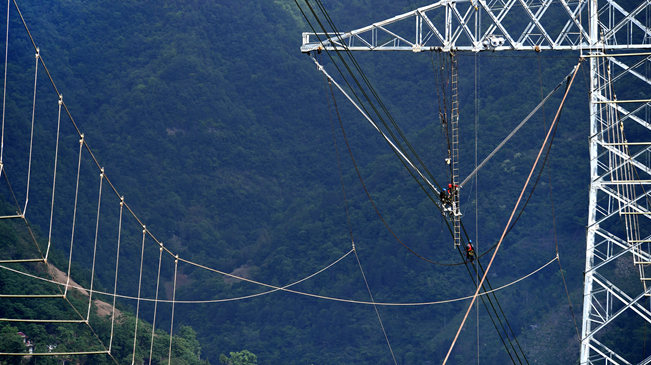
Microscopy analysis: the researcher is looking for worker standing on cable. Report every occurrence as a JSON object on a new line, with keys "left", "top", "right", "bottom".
{"left": 466, "top": 240, "right": 475, "bottom": 263}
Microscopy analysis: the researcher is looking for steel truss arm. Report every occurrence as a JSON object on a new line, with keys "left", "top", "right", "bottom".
{"left": 301, "top": 0, "right": 651, "bottom": 53}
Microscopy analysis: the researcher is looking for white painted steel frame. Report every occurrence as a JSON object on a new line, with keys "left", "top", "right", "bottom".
{"left": 301, "top": 0, "right": 651, "bottom": 53}
{"left": 581, "top": 50, "right": 651, "bottom": 363}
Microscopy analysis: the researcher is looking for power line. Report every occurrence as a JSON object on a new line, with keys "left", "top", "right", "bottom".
{"left": 1, "top": 0, "right": 9, "bottom": 164}
{"left": 460, "top": 70, "right": 573, "bottom": 187}
{"left": 0, "top": 254, "right": 559, "bottom": 307}
{"left": 354, "top": 246, "right": 398, "bottom": 364}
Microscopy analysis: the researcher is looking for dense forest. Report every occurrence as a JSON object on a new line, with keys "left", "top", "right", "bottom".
{"left": 0, "top": 1, "right": 647, "bottom": 364}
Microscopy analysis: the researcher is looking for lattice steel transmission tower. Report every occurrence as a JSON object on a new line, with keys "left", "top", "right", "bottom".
{"left": 301, "top": 1, "right": 651, "bottom": 363}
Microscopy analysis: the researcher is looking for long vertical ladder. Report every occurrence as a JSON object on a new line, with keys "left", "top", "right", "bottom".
{"left": 613, "top": 126, "right": 651, "bottom": 295}
{"left": 450, "top": 54, "right": 462, "bottom": 247}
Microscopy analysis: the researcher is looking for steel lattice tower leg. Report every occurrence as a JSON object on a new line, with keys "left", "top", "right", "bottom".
{"left": 580, "top": 11, "right": 651, "bottom": 363}
{"left": 580, "top": 52, "right": 599, "bottom": 365}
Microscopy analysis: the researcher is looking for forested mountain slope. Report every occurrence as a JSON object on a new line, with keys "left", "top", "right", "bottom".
{"left": 0, "top": 1, "right": 645, "bottom": 364}
{"left": 0, "top": 199, "right": 208, "bottom": 364}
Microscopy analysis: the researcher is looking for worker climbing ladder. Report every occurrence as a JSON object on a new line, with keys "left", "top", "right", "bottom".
{"left": 450, "top": 54, "right": 462, "bottom": 248}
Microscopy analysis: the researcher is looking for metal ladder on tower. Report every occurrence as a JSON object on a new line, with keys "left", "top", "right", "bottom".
{"left": 616, "top": 139, "right": 651, "bottom": 296}
{"left": 616, "top": 134, "right": 651, "bottom": 295}
{"left": 450, "top": 54, "right": 462, "bottom": 247}
{"left": 606, "top": 90, "right": 651, "bottom": 295}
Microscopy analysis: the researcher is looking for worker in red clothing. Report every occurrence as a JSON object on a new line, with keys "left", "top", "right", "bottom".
{"left": 448, "top": 183, "right": 459, "bottom": 199}
{"left": 466, "top": 240, "right": 475, "bottom": 263}
{"left": 448, "top": 183, "right": 460, "bottom": 216}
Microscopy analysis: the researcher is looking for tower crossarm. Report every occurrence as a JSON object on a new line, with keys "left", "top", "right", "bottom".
{"left": 301, "top": 0, "right": 651, "bottom": 53}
